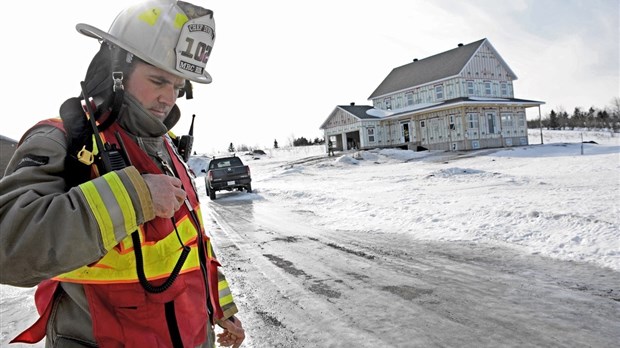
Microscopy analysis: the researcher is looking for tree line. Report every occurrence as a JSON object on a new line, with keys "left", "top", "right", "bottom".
{"left": 226, "top": 136, "right": 325, "bottom": 153}
{"left": 527, "top": 98, "right": 620, "bottom": 131}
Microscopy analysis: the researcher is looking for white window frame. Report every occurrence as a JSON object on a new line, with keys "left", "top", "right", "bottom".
{"left": 467, "top": 81, "right": 475, "bottom": 95}
{"left": 435, "top": 85, "right": 444, "bottom": 100}
{"left": 500, "top": 82, "right": 507, "bottom": 96}
{"left": 406, "top": 92, "right": 414, "bottom": 106}
{"left": 467, "top": 112, "right": 479, "bottom": 138}
{"left": 501, "top": 113, "right": 513, "bottom": 128}
{"left": 517, "top": 113, "right": 525, "bottom": 127}
{"left": 484, "top": 81, "right": 492, "bottom": 96}
{"left": 367, "top": 127, "right": 376, "bottom": 143}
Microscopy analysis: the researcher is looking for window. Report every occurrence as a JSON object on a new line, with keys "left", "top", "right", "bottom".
{"left": 367, "top": 127, "right": 375, "bottom": 142}
{"left": 384, "top": 98, "right": 391, "bottom": 110}
{"left": 449, "top": 115, "right": 455, "bottom": 130}
{"left": 501, "top": 113, "right": 513, "bottom": 127}
{"left": 467, "top": 113, "right": 479, "bottom": 138}
{"left": 467, "top": 81, "right": 474, "bottom": 95}
{"left": 435, "top": 85, "right": 444, "bottom": 100}
{"left": 517, "top": 114, "right": 525, "bottom": 127}
{"left": 484, "top": 81, "right": 492, "bottom": 95}
{"left": 406, "top": 92, "right": 414, "bottom": 106}
{"left": 467, "top": 113, "right": 479, "bottom": 129}
{"left": 500, "top": 82, "right": 507, "bottom": 96}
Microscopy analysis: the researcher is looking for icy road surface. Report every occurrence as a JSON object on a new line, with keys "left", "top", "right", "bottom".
{"left": 206, "top": 196, "right": 620, "bottom": 348}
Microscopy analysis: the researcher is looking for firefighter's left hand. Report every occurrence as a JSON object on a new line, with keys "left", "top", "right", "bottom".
{"left": 216, "top": 316, "right": 245, "bottom": 348}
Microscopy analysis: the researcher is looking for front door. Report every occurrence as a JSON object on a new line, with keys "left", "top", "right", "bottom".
{"left": 401, "top": 122, "right": 410, "bottom": 143}
{"left": 486, "top": 112, "right": 498, "bottom": 135}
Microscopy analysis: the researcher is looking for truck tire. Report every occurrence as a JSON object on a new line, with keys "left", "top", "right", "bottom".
{"left": 209, "top": 187, "right": 216, "bottom": 200}
{"left": 246, "top": 184, "right": 252, "bottom": 193}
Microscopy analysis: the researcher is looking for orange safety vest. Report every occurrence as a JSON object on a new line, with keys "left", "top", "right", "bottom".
{"left": 12, "top": 120, "right": 223, "bottom": 347}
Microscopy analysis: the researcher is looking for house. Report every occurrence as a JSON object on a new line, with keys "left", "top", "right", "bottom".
{"left": 320, "top": 38, "right": 544, "bottom": 152}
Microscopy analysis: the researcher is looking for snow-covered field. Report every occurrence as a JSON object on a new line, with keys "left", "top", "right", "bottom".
{"left": 193, "top": 129, "right": 619, "bottom": 271}
{"left": 1, "top": 129, "right": 619, "bottom": 347}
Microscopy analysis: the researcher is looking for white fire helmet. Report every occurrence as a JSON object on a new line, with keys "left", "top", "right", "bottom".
{"left": 76, "top": 0, "right": 215, "bottom": 84}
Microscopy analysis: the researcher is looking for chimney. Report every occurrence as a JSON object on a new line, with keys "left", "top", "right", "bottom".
{"left": 413, "top": 58, "right": 418, "bottom": 62}
{"left": 350, "top": 102, "right": 355, "bottom": 106}
{"left": 458, "top": 43, "right": 463, "bottom": 47}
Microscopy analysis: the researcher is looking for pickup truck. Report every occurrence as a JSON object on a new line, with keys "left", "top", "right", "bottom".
{"left": 204, "top": 155, "right": 252, "bottom": 200}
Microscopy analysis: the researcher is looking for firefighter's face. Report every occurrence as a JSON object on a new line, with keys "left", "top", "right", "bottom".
{"left": 125, "top": 61, "right": 185, "bottom": 121}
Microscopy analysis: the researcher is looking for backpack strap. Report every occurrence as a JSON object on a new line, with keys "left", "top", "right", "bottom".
{"left": 18, "top": 98, "right": 96, "bottom": 189}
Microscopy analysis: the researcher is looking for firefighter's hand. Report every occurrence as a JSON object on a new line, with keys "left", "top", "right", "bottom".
{"left": 143, "top": 174, "right": 186, "bottom": 218}
{"left": 216, "top": 316, "right": 245, "bottom": 348}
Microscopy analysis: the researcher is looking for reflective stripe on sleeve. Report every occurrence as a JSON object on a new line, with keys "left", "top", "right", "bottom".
{"left": 79, "top": 171, "right": 136, "bottom": 250}
{"left": 122, "top": 167, "right": 155, "bottom": 223}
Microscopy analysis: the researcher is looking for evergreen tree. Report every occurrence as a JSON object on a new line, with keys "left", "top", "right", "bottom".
{"left": 293, "top": 137, "right": 310, "bottom": 146}
{"left": 274, "top": 139, "right": 279, "bottom": 149}
{"left": 597, "top": 110, "right": 610, "bottom": 129}
{"left": 548, "top": 110, "right": 558, "bottom": 130}
{"left": 570, "top": 107, "right": 584, "bottom": 129}
{"left": 228, "top": 142, "right": 235, "bottom": 153}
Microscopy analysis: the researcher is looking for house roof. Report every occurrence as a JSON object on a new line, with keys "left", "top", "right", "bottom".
{"left": 339, "top": 105, "right": 378, "bottom": 119}
{"left": 368, "top": 38, "right": 516, "bottom": 100}
{"left": 319, "top": 105, "right": 377, "bottom": 129}
{"left": 377, "top": 96, "right": 544, "bottom": 120}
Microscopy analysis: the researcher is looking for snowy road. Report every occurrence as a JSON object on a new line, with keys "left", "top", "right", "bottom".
{"left": 206, "top": 195, "right": 620, "bottom": 348}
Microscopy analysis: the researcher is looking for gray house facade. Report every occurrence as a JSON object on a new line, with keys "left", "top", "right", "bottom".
{"left": 321, "top": 38, "right": 544, "bottom": 152}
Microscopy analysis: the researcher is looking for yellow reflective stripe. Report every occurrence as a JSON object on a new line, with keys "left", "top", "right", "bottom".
{"left": 55, "top": 215, "right": 200, "bottom": 283}
{"left": 218, "top": 280, "right": 233, "bottom": 306}
{"left": 219, "top": 293, "right": 234, "bottom": 306}
{"left": 195, "top": 206, "right": 204, "bottom": 226}
{"left": 54, "top": 245, "right": 200, "bottom": 283}
{"left": 80, "top": 181, "right": 116, "bottom": 250}
{"left": 80, "top": 172, "right": 137, "bottom": 248}
{"left": 103, "top": 172, "right": 137, "bottom": 234}
{"left": 206, "top": 238, "right": 214, "bottom": 258}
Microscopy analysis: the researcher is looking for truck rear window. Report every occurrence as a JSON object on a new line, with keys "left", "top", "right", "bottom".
{"left": 210, "top": 158, "right": 243, "bottom": 169}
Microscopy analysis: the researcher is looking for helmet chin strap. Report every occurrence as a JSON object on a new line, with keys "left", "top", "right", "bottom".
{"left": 112, "top": 71, "right": 125, "bottom": 108}
{"left": 92, "top": 70, "right": 125, "bottom": 132}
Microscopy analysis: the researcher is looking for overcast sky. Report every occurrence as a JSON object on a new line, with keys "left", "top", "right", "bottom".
{"left": 2, "top": 0, "right": 618, "bottom": 152}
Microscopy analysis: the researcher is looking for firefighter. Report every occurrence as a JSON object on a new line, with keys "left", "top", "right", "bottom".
{"left": 0, "top": 1, "right": 244, "bottom": 347}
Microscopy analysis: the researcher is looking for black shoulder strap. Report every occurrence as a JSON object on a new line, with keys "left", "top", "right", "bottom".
{"left": 59, "top": 97, "right": 94, "bottom": 189}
